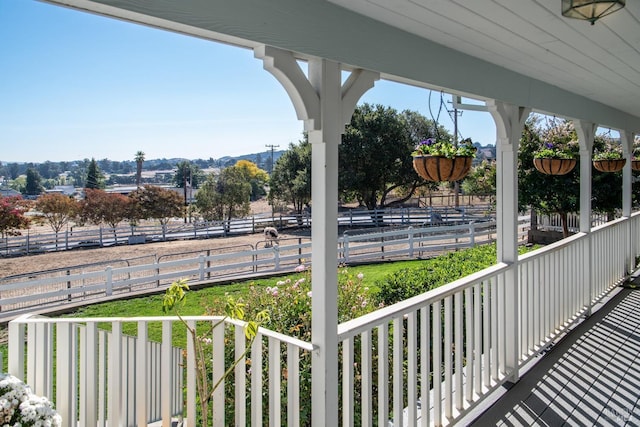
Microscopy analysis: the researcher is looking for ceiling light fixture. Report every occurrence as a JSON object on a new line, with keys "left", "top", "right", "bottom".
{"left": 561, "top": 0, "right": 626, "bottom": 25}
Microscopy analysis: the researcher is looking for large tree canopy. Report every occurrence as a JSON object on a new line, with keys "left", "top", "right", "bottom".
{"left": 36, "top": 193, "right": 79, "bottom": 233}
{"left": 339, "top": 103, "right": 451, "bottom": 210}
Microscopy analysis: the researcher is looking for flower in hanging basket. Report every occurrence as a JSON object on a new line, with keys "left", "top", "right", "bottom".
{"left": 593, "top": 138, "right": 626, "bottom": 172}
{"left": 412, "top": 137, "right": 477, "bottom": 159}
{"left": 533, "top": 142, "right": 577, "bottom": 175}
{"left": 533, "top": 142, "right": 575, "bottom": 160}
{"left": 412, "top": 138, "right": 476, "bottom": 181}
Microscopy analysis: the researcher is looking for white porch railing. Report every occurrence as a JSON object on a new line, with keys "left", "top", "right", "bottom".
{"left": 8, "top": 315, "right": 314, "bottom": 427}
{"left": 6, "top": 213, "right": 640, "bottom": 426}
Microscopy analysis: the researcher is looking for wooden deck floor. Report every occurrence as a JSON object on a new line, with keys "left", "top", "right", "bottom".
{"left": 472, "top": 287, "right": 640, "bottom": 426}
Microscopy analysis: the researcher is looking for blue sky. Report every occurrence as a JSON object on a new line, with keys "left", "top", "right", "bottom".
{"left": 0, "top": 0, "right": 496, "bottom": 163}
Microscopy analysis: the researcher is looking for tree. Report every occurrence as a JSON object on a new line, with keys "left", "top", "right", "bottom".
{"left": 339, "top": 103, "right": 448, "bottom": 210}
{"left": 0, "top": 196, "right": 30, "bottom": 238}
{"left": 36, "top": 193, "right": 79, "bottom": 234}
{"left": 268, "top": 140, "right": 312, "bottom": 216}
{"left": 85, "top": 158, "right": 105, "bottom": 189}
{"left": 24, "top": 168, "right": 44, "bottom": 196}
{"left": 461, "top": 161, "right": 497, "bottom": 204}
{"left": 195, "top": 167, "right": 251, "bottom": 228}
{"left": 135, "top": 151, "right": 145, "bottom": 188}
{"left": 129, "top": 185, "right": 184, "bottom": 226}
{"left": 81, "top": 189, "right": 131, "bottom": 228}
{"left": 518, "top": 118, "right": 579, "bottom": 237}
{"left": 235, "top": 159, "right": 269, "bottom": 200}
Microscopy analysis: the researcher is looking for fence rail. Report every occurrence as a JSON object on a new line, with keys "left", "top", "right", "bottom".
{"left": 2, "top": 220, "right": 522, "bottom": 317}
{"left": 1, "top": 206, "right": 493, "bottom": 257}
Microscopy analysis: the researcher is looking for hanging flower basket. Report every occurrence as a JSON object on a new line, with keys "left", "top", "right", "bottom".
{"left": 632, "top": 160, "right": 640, "bottom": 171}
{"left": 411, "top": 137, "right": 476, "bottom": 182}
{"left": 533, "top": 157, "right": 577, "bottom": 175}
{"left": 412, "top": 155, "right": 473, "bottom": 182}
{"left": 593, "top": 158, "right": 626, "bottom": 173}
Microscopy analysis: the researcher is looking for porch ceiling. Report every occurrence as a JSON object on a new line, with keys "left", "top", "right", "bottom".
{"left": 45, "top": 0, "right": 640, "bottom": 131}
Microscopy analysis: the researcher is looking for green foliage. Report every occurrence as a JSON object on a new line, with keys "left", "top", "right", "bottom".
{"left": 0, "top": 196, "right": 30, "bottom": 238}
{"left": 24, "top": 168, "right": 44, "bottom": 196}
{"left": 268, "top": 139, "right": 312, "bottom": 215}
{"left": 593, "top": 134, "right": 623, "bottom": 160}
{"left": 128, "top": 185, "right": 184, "bottom": 225}
{"left": 461, "top": 160, "right": 496, "bottom": 202}
{"left": 85, "top": 158, "right": 105, "bottom": 189}
{"left": 173, "top": 160, "right": 204, "bottom": 189}
{"left": 195, "top": 166, "right": 251, "bottom": 223}
{"left": 339, "top": 103, "right": 452, "bottom": 209}
{"left": 376, "top": 244, "right": 499, "bottom": 305}
{"left": 532, "top": 118, "right": 579, "bottom": 159}
{"left": 412, "top": 137, "right": 477, "bottom": 158}
{"left": 36, "top": 193, "right": 79, "bottom": 233}
{"left": 519, "top": 118, "right": 579, "bottom": 236}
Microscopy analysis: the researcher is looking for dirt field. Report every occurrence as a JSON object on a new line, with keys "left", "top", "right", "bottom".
{"left": 1, "top": 200, "right": 309, "bottom": 278}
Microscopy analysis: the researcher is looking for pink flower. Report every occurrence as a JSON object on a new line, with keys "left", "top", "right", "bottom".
{"left": 295, "top": 264, "right": 306, "bottom": 272}
{"left": 306, "top": 291, "right": 312, "bottom": 298}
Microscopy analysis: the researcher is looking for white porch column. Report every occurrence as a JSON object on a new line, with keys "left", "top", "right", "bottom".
{"left": 255, "top": 46, "right": 377, "bottom": 425}
{"left": 487, "top": 101, "right": 530, "bottom": 382}
{"left": 620, "top": 130, "right": 634, "bottom": 218}
{"left": 574, "top": 120, "right": 595, "bottom": 314}
{"left": 574, "top": 121, "right": 595, "bottom": 233}
{"left": 620, "top": 130, "right": 635, "bottom": 273}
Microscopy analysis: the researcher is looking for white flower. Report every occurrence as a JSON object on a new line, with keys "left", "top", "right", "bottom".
{"left": 294, "top": 264, "right": 306, "bottom": 272}
{"left": 357, "top": 272, "right": 364, "bottom": 280}
{"left": 306, "top": 291, "right": 312, "bottom": 298}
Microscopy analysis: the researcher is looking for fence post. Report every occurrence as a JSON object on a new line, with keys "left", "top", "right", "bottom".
{"left": 199, "top": 254, "right": 205, "bottom": 281}
{"left": 207, "top": 249, "right": 211, "bottom": 279}
{"left": 408, "top": 226, "right": 414, "bottom": 258}
{"left": 343, "top": 233, "right": 350, "bottom": 264}
{"left": 156, "top": 256, "right": 161, "bottom": 287}
{"left": 298, "top": 238, "right": 303, "bottom": 265}
{"left": 99, "top": 227, "right": 103, "bottom": 247}
{"left": 26, "top": 233, "right": 30, "bottom": 255}
{"left": 105, "top": 267, "right": 113, "bottom": 296}
{"left": 65, "top": 230, "right": 69, "bottom": 250}
{"left": 67, "top": 270, "right": 72, "bottom": 302}
{"left": 469, "top": 224, "right": 476, "bottom": 247}
{"left": 273, "top": 245, "right": 280, "bottom": 271}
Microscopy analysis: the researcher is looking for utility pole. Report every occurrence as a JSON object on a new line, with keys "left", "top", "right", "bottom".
{"left": 448, "top": 98, "right": 463, "bottom": 208}
{"left": 265, "top": 144, "right": 279, "bottom": 174}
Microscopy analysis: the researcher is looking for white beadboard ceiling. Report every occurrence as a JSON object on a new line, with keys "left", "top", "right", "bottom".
{"left": 45, "top": 0, "right": 640, "bottom": 129}
{"left": 328, "top": 0, "right": 640, "bottom": 117}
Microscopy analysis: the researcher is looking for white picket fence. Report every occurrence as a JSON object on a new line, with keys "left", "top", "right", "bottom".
{"left": 0, "top": 220, "right": 518, "bottom": 317}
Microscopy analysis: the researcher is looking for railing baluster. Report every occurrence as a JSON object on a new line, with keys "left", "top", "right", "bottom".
{"left": 342, "top": 337, "right": 354, "bottom": 427}
{"left": 433, "top": 300, "right": 442, "bottom": 425}
{"left": 235, "top": 325, "right": 247, "bottom": 426}
{"left": 455, "top": 292, "right": 463, "bottom": 411}
{"left": 287, "top": 343, "right": 300, "bottom": 427}
{"left": 185, "top": 320, "right": 196, "bottom": 427}
{"left": 378, "top": 322, "right": 389, "bottom": 427}
{"left": 361, "top": 330, "right": 372, "bottom": 427}
{"left": 393, "top": 316, "right": 403, "bottom": 427}
{"left": 407, "top": 311, "right": 417, "bottom": 426}
{"left": 444, "top": 296, "right": 453, "bottom": 419}
{"left": 212, "top": 320, "right": 225, "bottom": 427}
{"left": 473, "top": 283, "right": 482, "bottom": 396}
{"left": 268, "top": 337, "right": 281, "bottom": 427}
{"left": 420, "top": 306, "right": 430, "bottom": 427}
{"left": 251, "top": 333, "right": 264, "bottom": 427}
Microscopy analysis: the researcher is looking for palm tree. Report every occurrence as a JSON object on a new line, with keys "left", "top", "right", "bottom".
{"left": 134, "top": 151, "right": 145, "bottom": 188}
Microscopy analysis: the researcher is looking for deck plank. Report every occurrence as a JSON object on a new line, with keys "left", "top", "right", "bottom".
{"left": 473, "top": 288, "right": 640, "bottom": 426}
